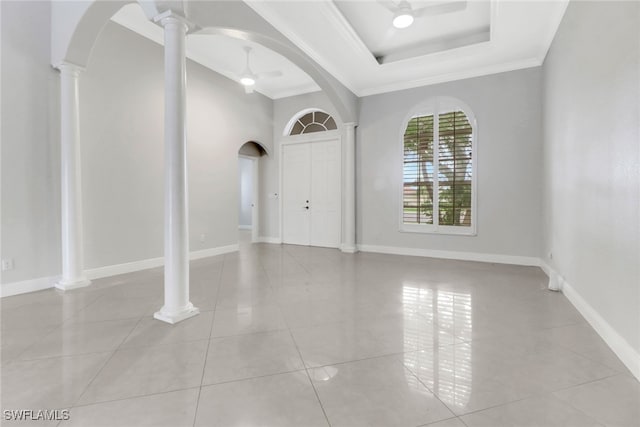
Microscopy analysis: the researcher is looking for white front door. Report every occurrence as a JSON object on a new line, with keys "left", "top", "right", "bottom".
{"left": 282, "top": 138, "right": 341, "bottom": 248}
{"left": 282, "top": 143, "right": 312, "bottom": 246}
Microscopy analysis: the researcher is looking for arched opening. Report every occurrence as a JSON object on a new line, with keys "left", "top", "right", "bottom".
{"left": 53, "top": 0, "right": 358, "bottom": 123}
{"left": 238, "top": 141, "right": 266, "bottom": 244}
{"left": 280, "top": 111, "right": 342, "bottom": 249}
{"left": 50, "top": 0, "right": 357, "bottom": 323}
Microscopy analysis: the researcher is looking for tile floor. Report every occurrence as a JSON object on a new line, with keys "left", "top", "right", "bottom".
{"left": 1, "top": 235, "right": 638, "bottom": 426}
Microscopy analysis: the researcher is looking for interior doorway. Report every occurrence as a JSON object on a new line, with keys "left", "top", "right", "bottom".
{"left": 238, "top": 141, "right": 266, "bottom": 243}
{"left": 281, "top": 137, "right": 341, "bottom": 248}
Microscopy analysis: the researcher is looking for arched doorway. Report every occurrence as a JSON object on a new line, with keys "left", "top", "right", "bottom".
{"left": 281, "top": 109, "right": 341, "bottom": 248}
{"left": 238, "top": 141, "right": 267, "bottom": 244}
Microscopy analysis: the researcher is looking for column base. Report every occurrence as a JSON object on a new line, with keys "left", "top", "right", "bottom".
{"left": 154, "top": 303, "right": 200, "bottom": 324}
{"left": 341, "top": 245, "right": 358, "bottom": 254}
{"left": 55, "top": 278, "right": 91, "bottom": 291}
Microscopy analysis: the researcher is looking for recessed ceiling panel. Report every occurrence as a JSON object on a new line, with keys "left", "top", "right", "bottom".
{"left": 334, "top": 0, "right": 491, "bottom": 63}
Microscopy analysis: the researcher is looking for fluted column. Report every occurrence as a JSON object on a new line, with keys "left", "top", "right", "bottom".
{"left": 342, "top": 122, "right": 357, "bottom": 253}
{"left": 153, "top": 11, "right": 199, "bottom": 324}
{"left": 56, "top": 62, "right": 90, "bottom": 291}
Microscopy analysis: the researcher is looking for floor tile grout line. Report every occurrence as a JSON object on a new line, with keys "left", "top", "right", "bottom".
{"left": 199, "top": 367, "right": 309, "bottom": 388}
{"left": 266, "top": 243, "right": 472, "bottom": 413}
{"left": 548, "top": 381, "right": 619, "bottom": 427}
{"left": 455, "top": 389, "right": 605, "bottom": 426}
{"left": 415, "top": 415, "right": 468, "bottom": 427}
{"left": 401, "top": 360, "right": 458, "bottom": 421}
{"left": 9, "top": 324, "right": 64, "bottom": 363}
{"left": 405, "top": 350, "right": 621, "bottom": 423}
{"left": 70, "top": 315, "right": 145, "bottom": 408}
{"left": 192, "top": 336, "right": 212, "bottom": 427}
{"left": 287, "top": 326, "right": 332, "bottom": 427}
{"left": 548, "top": 371, "right": 628, "bottom": 395}
{"left": 193, "top": 249, "right": 227, "bottom": 427}
{"left": 560, "top": 345, "right": 629, "bottom": 374}
{"left": 270, "top": 252, "right": 333, "bottom": 427}
{"left": 14, "top": 317, "right": 151, "bottom": 362}
{"left": 4, "top": 292, "right": 109, "bottom": 362}
{"left": 68, "top": 385, "right": 202, "bottom": 410}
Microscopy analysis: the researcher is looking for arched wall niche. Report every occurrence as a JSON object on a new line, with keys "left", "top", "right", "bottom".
{"left": 238, "top": 141, "right": 268, "bottom": 157}
{"left": 52, "top": 0, "right": 358, "bottom": 123}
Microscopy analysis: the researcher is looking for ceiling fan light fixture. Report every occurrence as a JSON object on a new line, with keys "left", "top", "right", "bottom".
{"left": 240, "top": 76, "right": 255, "bottom": 86}
{"left": 393, "top": 10, "right": 414, "bottom": 29}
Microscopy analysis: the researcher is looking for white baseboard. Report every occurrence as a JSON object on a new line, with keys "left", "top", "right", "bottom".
{"left": 86, "top": 257, "right": 164, "bottom": 280}
{"left": 358, "top": 244, "right": 541, "bottom": 266}
{"left": 538, "top": 259, "right": 561, "bottom": 291}
{"left": 190, "top": 244, "right": 239, "bottom": 261}
{"left": 562, "top": 276, "right": 640, "bottom": 380}
{"left": 340, "top": 244, "right": 358, "bottom": 253}
{"left": 540, "top": 262, "right": 639, "bottom": 380}
{"left": 0, "top": 276, "right": 56, "bottom": 297}
{"left": 257, "top": 236, "right": 282, "bottom": 244}
{"left": 2, "top": 244, "right": 239, "bottom": 298}
{"left": 238, "top": 225, "right": 252, "bottom": 230}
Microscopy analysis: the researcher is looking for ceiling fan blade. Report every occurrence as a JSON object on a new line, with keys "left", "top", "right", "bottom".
{"left": 189, "top": 28, "right": 217, "bottom": 35}
{"left": 377, "top": 0, "right": 400, "bottom": 13}
{"left": 415, "top": 1, "right": 467, "bottom": 17}
{"left": 257, "top": 70, "right": 283, "bottom": 79}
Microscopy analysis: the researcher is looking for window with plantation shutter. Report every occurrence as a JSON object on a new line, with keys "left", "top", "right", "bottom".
{"left": 402, "top": 98, "right": 476, "bottom": 235}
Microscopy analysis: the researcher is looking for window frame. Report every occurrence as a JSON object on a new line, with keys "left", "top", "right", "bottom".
{"left": 283, "top": 108, "right": 337, "bottom": 136}
{"left": 399, "top": 97, "right": 478, "bottom": 236}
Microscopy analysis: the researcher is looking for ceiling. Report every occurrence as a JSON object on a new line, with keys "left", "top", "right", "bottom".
{"left": 111, "top": 0, "right": 569, "bottom": 100}
{"left": 111, "top": 4, "right": 321, "bottom": 99}
{"left": 333, "top": 1, "right": 491, "bottom": 64}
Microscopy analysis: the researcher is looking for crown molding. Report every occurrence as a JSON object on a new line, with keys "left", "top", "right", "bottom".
{"left": 536, "top": 0, "right": 570, "bottom": 65}
{"left": 358, "top": 56, "right": 542, "bottom": 97}
{"left": 243, "top": 0, "right": 360, "bottom": 95}
{"left": 319, "top": 1, "right": 379, "bottom": 67}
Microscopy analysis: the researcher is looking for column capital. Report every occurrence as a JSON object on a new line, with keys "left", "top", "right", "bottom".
{"left": 54, "top": 61, "right": 85, "bottom": 76}
{"left": 153, "top": 10, "right": 193, "bottom": 31}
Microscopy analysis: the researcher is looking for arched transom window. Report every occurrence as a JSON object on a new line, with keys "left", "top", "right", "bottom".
{"left": 402, "top": 98, "right": 476, "bottom": 235}
{"left": 289, "top": 110, "right": 337, "bottom": 135}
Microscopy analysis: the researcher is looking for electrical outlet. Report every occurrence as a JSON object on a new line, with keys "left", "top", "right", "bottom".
{"left": 2, "top": 258, "right": 14, "bottom": 271}
{"left": 200, "top": 234, "right": 206, "bottom": 243}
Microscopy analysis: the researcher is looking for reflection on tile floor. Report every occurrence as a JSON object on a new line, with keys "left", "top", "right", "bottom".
{"left": 1, "top": 237, "right": 637, "bottom": 426}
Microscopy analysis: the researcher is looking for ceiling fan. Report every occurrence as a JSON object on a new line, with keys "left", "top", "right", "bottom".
{"left": 378, "top": 0, "right": 468, "bottom": 29}
{"left": 237, "top": 46, "right": 282, "bottom": 94}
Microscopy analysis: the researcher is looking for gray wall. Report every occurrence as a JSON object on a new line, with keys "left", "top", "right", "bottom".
{"left": 81, "top": 22, "right": 273, "bottom": 268}
{"left": 542, "top": 1, "right": 640, "bottom": 352}
{"left": 357, "top": 68, "right": 543, "bottom": 257}
{"left": 1, "top": 10, "right": 274, "bottom": 287}
{"left": 1, "top": 1, "right": 60, "bottom": 284}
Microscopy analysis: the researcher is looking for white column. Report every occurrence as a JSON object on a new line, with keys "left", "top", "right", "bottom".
{"left": 153, "top": 12, "right": 199, "bottom": 324}
{"left": 342, "top": 122, "right": 357, "bottom": 253}
{"left": 56, "top": 63, "right": 90, "bottom": 291}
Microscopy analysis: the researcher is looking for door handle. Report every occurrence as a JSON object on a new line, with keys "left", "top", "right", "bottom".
{"left": 304, "top": 206, "right": 309, "bottom": 210}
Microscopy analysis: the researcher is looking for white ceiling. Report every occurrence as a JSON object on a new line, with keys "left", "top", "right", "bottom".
{"left": 111, "top": 4, "right": 321, "bottom": 99}
{"left": 111, "top": 0, "right": 569, "bottom": 100}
